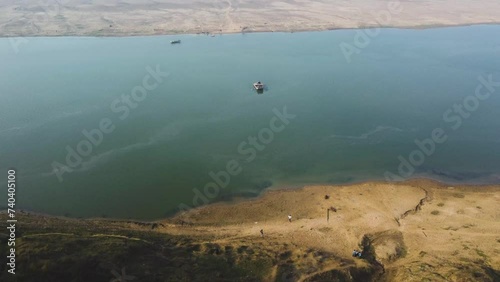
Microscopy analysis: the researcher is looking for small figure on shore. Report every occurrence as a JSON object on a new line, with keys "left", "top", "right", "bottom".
{"left": 288, "top": 214, "right": 292, "bottom": 222}
{"left": 260, "top": 229, "right": 264, "bottom": 237}
{"left": 352, "top": 250, "right": 362, "bottom": 258}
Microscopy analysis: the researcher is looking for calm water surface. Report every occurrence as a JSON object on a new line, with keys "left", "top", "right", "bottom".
{"left": 1, "top": 25, "right": 500, "bottom": 219}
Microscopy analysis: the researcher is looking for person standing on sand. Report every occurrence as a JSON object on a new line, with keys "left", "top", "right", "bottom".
{"left": 260, "top": 229, "right": 264, "bottom": 237}
{"left": 288, "top": 214, "right": 292, "bottom": 222}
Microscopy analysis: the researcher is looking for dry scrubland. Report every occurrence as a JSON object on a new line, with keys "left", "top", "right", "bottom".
{"left": 1, "top": 180, "right": 499, "bottom": 281}
{"left": 1, "top": 0, "right": 500, "bottom": 36}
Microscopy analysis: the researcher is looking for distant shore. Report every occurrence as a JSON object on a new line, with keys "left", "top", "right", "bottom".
{"left": 1, "top": 0, "right": 500, "bottom": 38}
{"left": 2, "top": 22, "right": 500, "bottom": 39}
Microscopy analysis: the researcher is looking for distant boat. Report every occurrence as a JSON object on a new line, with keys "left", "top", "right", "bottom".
{"left": 170, "top": 40, "right": 181, "bottom": 44}
{"left": 253, "top": 81, "right": 264, "bottom": 92}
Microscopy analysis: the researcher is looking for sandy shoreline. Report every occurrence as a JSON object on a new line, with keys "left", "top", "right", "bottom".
{"left": 7, "top": 178, "right": 500, "bottom": 221}
{"left": 1, "top": 0, "right": 500, "bottom": 37}
{"left": 1, "top": 22, "right": 499, "bottom": 39}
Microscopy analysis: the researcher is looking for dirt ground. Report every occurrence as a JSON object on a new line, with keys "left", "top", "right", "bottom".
{"left": 1, "top": 0, "right": 500, "bottom": 37}
{"left": 168, "top": 179, "right": 500, "bottom": 281}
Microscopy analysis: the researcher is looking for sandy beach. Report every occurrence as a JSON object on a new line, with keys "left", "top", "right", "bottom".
{"left": 168, "top": 179, "right": 500, "bottom": 280}
{"left": 1, "top": 0, "right": 500, "bottom": 37}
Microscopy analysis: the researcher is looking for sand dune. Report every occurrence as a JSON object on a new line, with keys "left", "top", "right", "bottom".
{"left": 1, "top": 0, "right": 500, "bottom": 37}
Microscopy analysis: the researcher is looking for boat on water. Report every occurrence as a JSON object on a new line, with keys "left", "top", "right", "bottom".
{"left": 253, "top": 81, "right": 264, "bottom": 91}
{"left": 170, "top": 40, "right": 181, "bottom": 44}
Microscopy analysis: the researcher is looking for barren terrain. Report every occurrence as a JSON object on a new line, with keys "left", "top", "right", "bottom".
{"left": 171, "top": 179, "right": 500, "bottom": 281}
{"left": 2, "top": 180, "right": 499, "bottom": 281}
{"left": 1, "top": 0, "right": 500, "bottom": 37}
